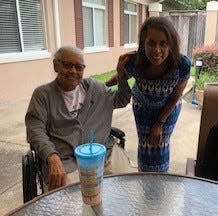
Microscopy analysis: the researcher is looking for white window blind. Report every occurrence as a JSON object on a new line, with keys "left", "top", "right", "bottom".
{"left": 83, "top": 6, "right": 94, "bottom": 47}
{"left": 0, "top": 0, "right": 21, "bottom": 53}
{"left": 130, "top": 15, "right": 136, "bottom": 43}
{"left": 124, "top": 1, "right": 137, "bottom": 44}
{"left": 124, "top": 14, "right": 129, "bottom": 44}
{"left": 83, "top": 0, "right": 104, "bottom": 5}
{"left": 94, "top": 9, "right": 104, "bottom": 46}
{"left": 0, "top": 0, "right": 46, "bottom": 54}
{"left": 19, "top": 0, "right": 46, "bottom": 51}
{"left": 124, "top": 1, "right": 136, "bottom": 12}
{"left": 82, "top": 0, "right": 106, "bottom": 48}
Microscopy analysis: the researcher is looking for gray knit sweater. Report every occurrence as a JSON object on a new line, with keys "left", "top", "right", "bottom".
{"left": 25, "top": 77, "right": 131, "bottom": 175}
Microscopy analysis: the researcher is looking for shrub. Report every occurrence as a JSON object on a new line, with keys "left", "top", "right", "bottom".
{"left": 192, "top": 43, "right": 218, "bottom": 75}
{"left": 195, "top": 72, "right": 218, "bottom": 90}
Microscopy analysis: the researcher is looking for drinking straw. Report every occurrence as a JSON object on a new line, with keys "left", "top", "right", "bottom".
{"left": 88, "top": 130, "right": 95, "bottom": 153}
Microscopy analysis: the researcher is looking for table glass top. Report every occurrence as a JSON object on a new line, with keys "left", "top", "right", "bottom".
{"left": 9, "top": 173, "right": 218, "bottom": 216}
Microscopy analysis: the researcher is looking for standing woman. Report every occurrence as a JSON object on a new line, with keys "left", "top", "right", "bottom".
{"left": 106, "top": 17, "right": 191, "bottom": 172}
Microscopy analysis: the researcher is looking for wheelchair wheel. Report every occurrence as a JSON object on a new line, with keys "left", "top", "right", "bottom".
{"left": 22, "top": 150, "right": 37, "bottom": 203}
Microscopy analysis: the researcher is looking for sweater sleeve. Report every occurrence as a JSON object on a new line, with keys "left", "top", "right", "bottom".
{"left": 25, "top": 87, "right": 59, "bottom": 161}
{"left": 86, "top": 78, "right": 131, "bottom": 109}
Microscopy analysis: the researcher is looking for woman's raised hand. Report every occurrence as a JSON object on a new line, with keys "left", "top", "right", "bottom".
{"left": 117, "top": 51, "right": 136, "bottom": 79}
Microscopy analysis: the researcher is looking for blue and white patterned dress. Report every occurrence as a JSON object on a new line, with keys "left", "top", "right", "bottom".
{"left": 125, "top": 54, "right": 191, "bottom": 172}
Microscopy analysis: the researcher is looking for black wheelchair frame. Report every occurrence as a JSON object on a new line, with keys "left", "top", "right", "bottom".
{"left": 22, "top": 127, "right": 126, "bottom": 203}
{"left": 22, "top": 150, "right": 44, "bottom": 203}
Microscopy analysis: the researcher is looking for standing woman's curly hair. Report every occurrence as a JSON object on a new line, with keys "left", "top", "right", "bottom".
{"left": 136, "top": 16, "right": 181, "bottom": 74}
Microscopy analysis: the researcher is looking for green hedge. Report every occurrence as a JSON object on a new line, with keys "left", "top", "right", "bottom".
{"left": 193, "top": 43, "right": 218, "bottom": 75}
{"left": 195, "top": 72, "right": 218, "bottom": 90}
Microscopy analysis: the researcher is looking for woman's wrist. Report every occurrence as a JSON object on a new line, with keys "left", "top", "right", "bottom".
{"left": 156, "top": 119, "right": 165, "bottom": 126}
{"left": 105, "top": 80, "right": 109, "bottom": 86}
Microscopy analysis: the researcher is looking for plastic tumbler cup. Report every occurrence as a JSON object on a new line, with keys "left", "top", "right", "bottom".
{"left": 74, "top": 143, "right": 106, "bottom": 206}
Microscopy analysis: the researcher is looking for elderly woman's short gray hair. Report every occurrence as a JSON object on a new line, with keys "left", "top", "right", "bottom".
{"left": 54, "top": 46, "right": 83, "bottom": 60}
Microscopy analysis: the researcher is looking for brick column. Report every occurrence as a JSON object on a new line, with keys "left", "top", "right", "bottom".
{"left": 148, "top": 2, "right": 162, "bottom": 17}
{"left": 74, "top": 0, "right": 84, "bottom": 49}
{"left": 120, "top": 0, "right": 124, "bottom": 46}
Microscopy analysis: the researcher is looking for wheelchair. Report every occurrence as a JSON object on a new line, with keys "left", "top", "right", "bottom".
{"left": 22, "top": 127, "right": 126, "bottom": 203}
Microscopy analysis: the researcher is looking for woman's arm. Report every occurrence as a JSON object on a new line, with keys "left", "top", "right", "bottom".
{"left": 105, "top": 74, "right": 118, "bottom": 87}
{"left": 158, "top": 80, "right": 188, "bottom": 123}
{"left": 111, "top": 54, "right": 132, "bottom": 108}
{"left": 149, "top": 80, "right": 188, "bottom": 147}
{"left": 105, "top": 51, "right": 136, "bottom": 87}
{"left": 105, "top": 54, "right": 129, "bottom": 87}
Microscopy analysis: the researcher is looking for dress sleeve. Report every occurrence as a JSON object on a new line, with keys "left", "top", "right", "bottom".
{"left": 178, "top": 55, "right": 191, "bottom": 83}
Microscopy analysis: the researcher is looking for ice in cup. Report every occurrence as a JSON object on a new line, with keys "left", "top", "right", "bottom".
{"left": 74, "top": 143, "right": 106, "bottom": 206}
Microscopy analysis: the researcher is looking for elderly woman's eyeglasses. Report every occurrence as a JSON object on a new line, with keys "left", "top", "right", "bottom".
{"left": 57, "top": 59, "right": 86, "bottom": 72}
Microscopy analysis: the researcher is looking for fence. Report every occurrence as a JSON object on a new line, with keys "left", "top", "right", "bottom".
{"left": 161, "top": 11, "right": 206, "bottom": 59}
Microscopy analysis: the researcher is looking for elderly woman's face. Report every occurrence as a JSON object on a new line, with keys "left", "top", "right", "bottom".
{"left": 54, "top": 50, "right": 85, "bottom": 91}
{"left": 144, "top": 28, "right": 170, "bottom": 66}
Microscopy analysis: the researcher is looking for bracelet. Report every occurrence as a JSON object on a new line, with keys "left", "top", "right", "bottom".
{"left": 157, "top": 119, "right": 165, "bottom": 125}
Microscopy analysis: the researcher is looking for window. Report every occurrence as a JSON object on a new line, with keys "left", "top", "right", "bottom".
{"left": 124, "top": 1, "right": 137, "bottom": 44}
{"left": 82, "top": 0, "right": 106, "bottom": 48}
{"left": 0, "top": 0, "right": 47, "bottom": 54}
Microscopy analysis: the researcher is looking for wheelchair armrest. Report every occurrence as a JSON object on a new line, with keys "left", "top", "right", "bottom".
{"left": 186, "top": 158, "right": 196, "bottom": 176}
{"left": 110, "top": 127, "right": 125, "bottom": 140}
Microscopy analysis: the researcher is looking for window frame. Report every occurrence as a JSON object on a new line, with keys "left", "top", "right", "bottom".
{"left": 124, "top": 1, "right": 138, "bottom": 48}
{"left": 0, "top": 0, "right": 50, "bottom": 63}
{"left": 82, "top": 1, "right": 109, "bottom": 53}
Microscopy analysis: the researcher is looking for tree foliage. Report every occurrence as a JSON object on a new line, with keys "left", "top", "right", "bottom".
{"left": 179, "top": 0, "right": 211, "bottom": 10}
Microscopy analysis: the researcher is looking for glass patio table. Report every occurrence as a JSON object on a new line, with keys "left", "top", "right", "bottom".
{"left": 7, "top": 172, "right": 218, "bottom": 216}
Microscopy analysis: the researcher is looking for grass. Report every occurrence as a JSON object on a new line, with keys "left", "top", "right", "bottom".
{"left": 91, "top": 70, "right": 135, "bottom": 90}
{"left": 91, "top": 70, "right": 116, "bottom": 83}
{"left": 190, "top": 67, "right": 195, "bottom": 76}
{"left": 195, "top": 72, "right": 218, "bottom": 90}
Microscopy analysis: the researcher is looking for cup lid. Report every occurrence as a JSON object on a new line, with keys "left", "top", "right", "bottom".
{"left": 74, "top": 143, "right": 106, "bottom": 158}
